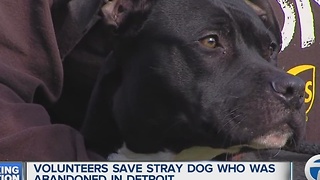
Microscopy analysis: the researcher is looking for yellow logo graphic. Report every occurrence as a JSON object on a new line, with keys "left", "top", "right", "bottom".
{"left": 287, "top": 65, "right": 316, "bottom": 121}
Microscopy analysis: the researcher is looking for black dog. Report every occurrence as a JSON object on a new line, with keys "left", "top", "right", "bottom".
{"left": 81, "top": 0, "right": 306, "bottom": 160}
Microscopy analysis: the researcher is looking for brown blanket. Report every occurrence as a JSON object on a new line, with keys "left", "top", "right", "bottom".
{"left": 0, "top": 0, "right": 105, "bottom": 160}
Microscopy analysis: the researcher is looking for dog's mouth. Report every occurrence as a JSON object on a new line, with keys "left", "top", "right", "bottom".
{"left": 249, "top": 123, "right": 293, "bottom": 148}
{"left": 214, "top": 90, "right": 306, "bottom": 151}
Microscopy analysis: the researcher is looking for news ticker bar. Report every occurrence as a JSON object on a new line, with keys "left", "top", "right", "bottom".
{"left": 0, "top": 162, "right": 293, "bottom": 180}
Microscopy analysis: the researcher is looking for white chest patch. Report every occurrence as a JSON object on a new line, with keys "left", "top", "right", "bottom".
{"left": 107, "top": 144, "right": 176, "bottom": 161}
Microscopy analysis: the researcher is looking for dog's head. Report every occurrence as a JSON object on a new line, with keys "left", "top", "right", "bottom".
{"left": 83, "top": 0, "right": 306, "bottom": 156}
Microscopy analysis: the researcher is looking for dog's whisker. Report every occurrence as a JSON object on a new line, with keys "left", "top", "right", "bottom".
{"left": 228, "top": 115, "right": 245, "bottom": 132}
{"left": 291, "top": 138, "right": 297, "bottom": 147}
{"left": 217, "top": 112, "right": 243, "bottom": 134}
{"left": 218, "top": 106, "right": 241, "bottom": 124}
{"left": 216, "top": 132, "right": 231, "bottom": 149}
{"left": 271, "top": 148, "right": 282, "bottom": 158}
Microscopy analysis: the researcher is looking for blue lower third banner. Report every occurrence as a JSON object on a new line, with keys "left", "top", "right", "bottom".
{"left": 22, "top": 162, "right": 291, "bottom": 180}
{"left": 0, "top": 162, "right": 23, "bottom": 180}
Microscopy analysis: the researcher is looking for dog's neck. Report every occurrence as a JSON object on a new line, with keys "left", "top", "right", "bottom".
{"left": 107, "top": 144, "right": 176, "bottom": 161}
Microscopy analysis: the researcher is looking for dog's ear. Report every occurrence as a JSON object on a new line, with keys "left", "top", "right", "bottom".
{"left": 244, "top": 0, "right": 282, "bottom": 45}
{"left": 101, "top": 0, "right": 155, "bottom": 35}
{"left": 81, "top": 52, "right": 123, "bottom": 157}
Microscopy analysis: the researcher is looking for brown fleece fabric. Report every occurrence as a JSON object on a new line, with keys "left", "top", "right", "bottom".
{"left": 0, "top": 0, "right": 105, "bottom": 160}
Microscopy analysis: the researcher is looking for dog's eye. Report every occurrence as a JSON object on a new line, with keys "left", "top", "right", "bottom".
{"left": 199, "top": 35, "right": 219, "bottom": 48}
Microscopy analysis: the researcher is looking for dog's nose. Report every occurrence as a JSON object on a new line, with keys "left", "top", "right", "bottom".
{"left": 271, "top": 75, "right": 305, "bottom": 109}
